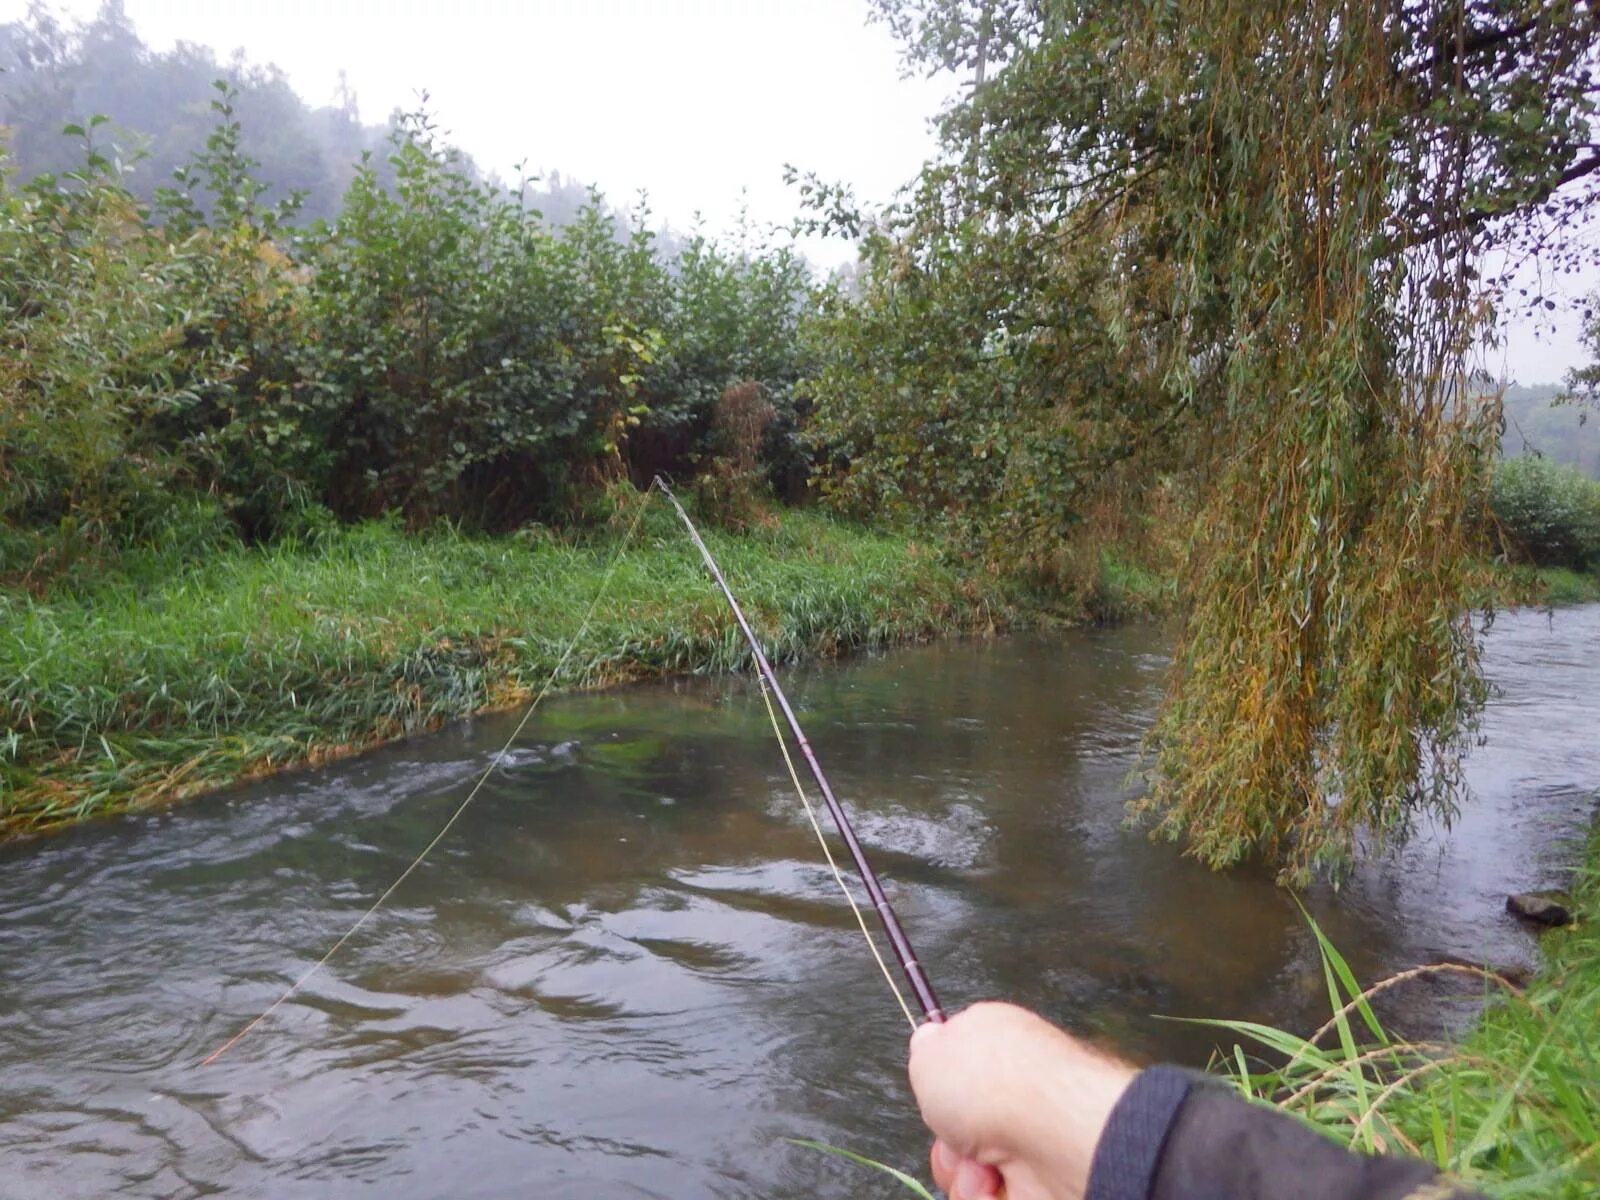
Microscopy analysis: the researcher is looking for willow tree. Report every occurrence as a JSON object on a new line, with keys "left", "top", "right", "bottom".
{"left": 809, "top": 1, "right": 1600, "bottom": 881}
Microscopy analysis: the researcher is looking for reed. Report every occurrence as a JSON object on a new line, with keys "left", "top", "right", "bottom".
{"left": 1201, "top": 852, "right": 1600, "bottom": 1198}
{"left": 1, "top": 507, "right": 1002, "bottom": 836}
{"left": 817, "top": 839, "right": 1600, "bottom": 1197}
{"left": 790, "top": 1140, "right": 935, "bottom": 1199}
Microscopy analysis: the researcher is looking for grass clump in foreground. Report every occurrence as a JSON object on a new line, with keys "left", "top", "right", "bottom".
{"left": 1204, "top": 834, "right": 1600, "bottom": 1198}
{"left": 1, "top": 502, "right": 1002, "bottom": 838}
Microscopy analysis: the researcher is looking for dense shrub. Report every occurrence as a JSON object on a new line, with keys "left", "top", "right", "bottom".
{"left": 1, "top": 92, "right": 817, "bottom": 581}
{"left": 628, "top": 227, "right": 813, "bottom": 497}
{"left": 1, "top": 125, "right": 185, "bottom": 539}
{"left": 1491, "top": 455, "right": 1600, "bottom": 570}
{"left": 306, "top": 111, "right": 622, "bottom": 523}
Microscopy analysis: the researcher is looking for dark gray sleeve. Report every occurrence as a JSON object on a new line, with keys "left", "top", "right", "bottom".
{"left": 1085, "top": 1066, "right": 1488, "bottom": 1200}
{"left": 1085, "top": 1066, "right": 1194, "bottom": 1200}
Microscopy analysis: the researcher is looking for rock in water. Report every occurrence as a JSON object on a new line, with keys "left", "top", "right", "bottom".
{"left": 1506, "top": 892, "right": 1574, "bottom": 927}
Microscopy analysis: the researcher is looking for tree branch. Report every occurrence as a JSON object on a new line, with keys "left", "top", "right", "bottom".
{"left": 1389, "top": 151, "right": 1600, "bottom": 255}
{"left": 1417, "top": 17, "right": 1539, "bottom": 75}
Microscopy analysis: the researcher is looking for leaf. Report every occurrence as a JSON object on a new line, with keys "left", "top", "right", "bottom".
{"left": 786, "top": 1139, "right": 936, "bottom": 1199}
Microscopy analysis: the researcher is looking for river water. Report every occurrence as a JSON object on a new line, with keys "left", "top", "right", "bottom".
{"left": 2, "top": 606, "right": 1596, "bottom": 1199}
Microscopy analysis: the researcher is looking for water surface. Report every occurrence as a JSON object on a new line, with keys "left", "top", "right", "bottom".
{"left": 2, "top": 606, "right": 1596, "bottom": 1198}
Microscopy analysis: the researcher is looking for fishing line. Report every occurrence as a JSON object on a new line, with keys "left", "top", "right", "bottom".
{"left": 200, "top": 482, "right": 660, "bottom": 1066}
{"left": 653, "top": 476, "right": 945, "bottom": 1024}
{"left": 202, "top": 474, "right": 942, "bottom": 1065}
{"left": 756, "top": 673, "right": 918, "bottom": 1030}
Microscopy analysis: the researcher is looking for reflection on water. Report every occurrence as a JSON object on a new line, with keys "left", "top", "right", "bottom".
{"left": 1, "top": 607, "right": 1596, "bottom": 1198}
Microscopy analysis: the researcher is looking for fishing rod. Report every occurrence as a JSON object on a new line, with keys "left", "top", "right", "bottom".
{"left": 202, "top": 478, "right": 940, "bottom": 1065}
{"left": 653, "top": 476, "right": 946, "bottom": 1025}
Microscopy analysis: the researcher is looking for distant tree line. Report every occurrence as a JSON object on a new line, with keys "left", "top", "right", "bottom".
{"left": 0, "top": 0, "right": 612, "bottom": 227}
{"left": 1499, "top": 384, "right": 1599, "bottom": 478}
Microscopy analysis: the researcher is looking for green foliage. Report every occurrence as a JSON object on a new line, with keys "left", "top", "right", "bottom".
{"left": 1534, "top": 567, "right": 1600, "bottom": 605}
{"left": 0, "top": 88, "right": 336, "bottom": 563}
{"left": 802, "top": 177, "right": 1164, "bottom": 582}
{"left": 1206, "top": 869, "right": 1600, "bottom": 1198}
{"left": 1, "top": 117, "right": 219, "bottom": 556}
{"left": 637, "top": 221, "right": 816, "bottom": 498}
{"left": 145, "top": 85, "right": 337, "bottom": 539}
{"left": 306, "top": 108, "right": 607, "bottom": 521}
{"left": 1490, "top": 456, "right": 1600, "bottom": 570}
{"left": 1, "top": 73, "right": 816, "bottom": 574}
{"left": 789, "top": 1139, "right": 936, "bottom": 1198}
{"left": 300, "top": 112, "right": 814, "bottom": 525}
{"left": 812, "top": 1, "right": 1599, "bottom": 882}
{"left": 1083, "top": 551, "right": 1173, "bottom": 625}
{"left": 0, "top": 504, "right": 998, "bottom": 835}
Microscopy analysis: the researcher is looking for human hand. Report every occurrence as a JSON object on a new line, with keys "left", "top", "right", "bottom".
{"left": 906, "top": 1002, "right": 1137, "bottom": 1200}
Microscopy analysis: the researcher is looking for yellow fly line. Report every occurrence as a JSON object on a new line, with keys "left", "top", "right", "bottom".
{"left": 200, "top": 477, "right": 917, "bottom": 1066}
{"left": 756, "top": 673, "right": 919, "bottom": 1030}
{"left": 201, "top": 483, "right": 660, "bottom": 1065}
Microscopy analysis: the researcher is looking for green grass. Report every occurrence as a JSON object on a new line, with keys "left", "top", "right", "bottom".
{"left": 1473, "top": 562, "right": 1600, "bottom": 609}
{"left": 1, "top": 502, "right": 1004, "bottom": 836}
{"left": 1084, "top": 549, "right": 1177, "bottom": 624}
{"left": 1204, "top": 835, "right": 1600, "bottom": 1197}
{"left": 789, "top": 1140, "right": 936, "bottom": 1198}
{"left": 1534, "top": 567, "right": 1600, "bottom": 606}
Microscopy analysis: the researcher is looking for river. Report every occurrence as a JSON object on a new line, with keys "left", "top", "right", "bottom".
{"left": 2, "top": 605, "right": 1596, "bottom": 1198}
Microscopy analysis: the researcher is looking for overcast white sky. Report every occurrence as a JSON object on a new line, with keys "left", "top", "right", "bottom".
{"left": 5, "top": 0, "right": 1592, "bottom": 384}
{"left": 9, "top": 0, "right": 954, "bottom": 257}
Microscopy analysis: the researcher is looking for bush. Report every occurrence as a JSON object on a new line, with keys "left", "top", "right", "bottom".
{"left": 1490, "top": 455, "right": 1600, "bottom": 570}
{"left": 1, "top": 89, "right": 819, "bottom": 566}
{"left": 0, "top": 96, "right": 323, "bottom": 565}
{"left": 1, "top": 127, "right": 194, "bottom": 541}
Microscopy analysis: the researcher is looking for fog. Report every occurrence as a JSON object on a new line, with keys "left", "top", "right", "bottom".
{"left": 3, "top": 0, "right": 1591, "bottom": 383}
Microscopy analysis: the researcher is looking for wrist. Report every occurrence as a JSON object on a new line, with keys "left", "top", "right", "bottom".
{"left": 1015, "top": 1041, "right": 1137, "bottom": 1191}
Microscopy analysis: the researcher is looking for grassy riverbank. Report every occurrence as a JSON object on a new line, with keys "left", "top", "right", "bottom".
{"left": 1, "top": 502, "right": 1004, "bottom": 838}
{"left": 5, "top": 487, "right": 1590, "bottom": 848}
{"left": 1446, "top": 562, "right": 1600, "bottom": 611}
{"left": 1534, "top": 566, "right": 1600, "bottom": 606}
{"left": 1217, "top": 827, "right": 1600, "bottom": 1197}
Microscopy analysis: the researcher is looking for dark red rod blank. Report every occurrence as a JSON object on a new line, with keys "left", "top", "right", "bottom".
{"left": 654, "top": 477, "right": 945, "bottom": 1024}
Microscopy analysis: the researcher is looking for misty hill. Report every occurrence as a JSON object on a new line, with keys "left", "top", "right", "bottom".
{"left": 1502, "top": 383, "right": 1599, "bottom": 478}
{"left": 0, "top": 1, "right": 603, "bottom": 227}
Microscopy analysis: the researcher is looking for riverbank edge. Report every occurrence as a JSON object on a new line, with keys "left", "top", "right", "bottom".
{"left": 8, "top": 515, "right": 1594, "bottom": 844}
{"left": 1424, "top": 817, "right": 1598, "bottom": 1194}
{"left": 1389, "top": 822, "right": 1599, "bottom": 1193}
{"left": 1479, "top": 563, "right": 1600, "bottom": 607}
{"left": 1219, "top": 818, "right": 1600, "bottom": 1197}
{"left": 2, "top": 508, "right": 1014, "bottom": 841}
